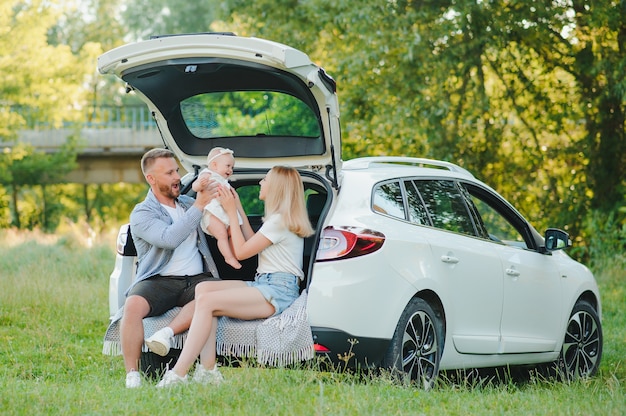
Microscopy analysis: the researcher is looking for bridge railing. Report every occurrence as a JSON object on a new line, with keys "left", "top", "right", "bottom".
{"left": 20, "top": 105, "right": 157, "bottom": 131}
{"left": 16, "top": 105, "right": 163, "bottom": 153}
{"left": 81, "top": 105, "right": 157, "bottom": 130}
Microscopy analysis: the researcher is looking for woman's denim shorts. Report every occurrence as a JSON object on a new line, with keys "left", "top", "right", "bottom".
{"left": 247, "top": 272, "right": 300, "bottom": 316}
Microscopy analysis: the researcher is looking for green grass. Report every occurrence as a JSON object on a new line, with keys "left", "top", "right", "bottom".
{"left": 0, "top": 227, "right": 624, "bottom": 415}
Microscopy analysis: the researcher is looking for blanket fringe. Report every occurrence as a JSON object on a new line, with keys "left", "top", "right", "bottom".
{"left": 216, "top": 342, "right": 257, "bottom": 358}
{"left": 257, "top": 345, "right": 315, "bottom": 367}
{"left": 102, "top": 340, "right": 122, "bottom": 356}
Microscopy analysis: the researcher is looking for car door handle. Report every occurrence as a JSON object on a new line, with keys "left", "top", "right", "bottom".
{"left": 441, "top": 255, "right": 459, "bottom": 264}
{"left": 506, "top": 268, "right": 520, "bottom": 277}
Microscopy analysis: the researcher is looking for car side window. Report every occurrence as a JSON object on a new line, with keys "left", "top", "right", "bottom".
{"left": 413, "top": 180, "right": 476, "bottom": 236}
{"left": 404, "top": 180, "right": 430, "bottom": 225}
{"left": 372, "top": 181, "right": 406, "bottom": 220}
{"left": 464, "top": 186, "right": 528, "bottom": 249}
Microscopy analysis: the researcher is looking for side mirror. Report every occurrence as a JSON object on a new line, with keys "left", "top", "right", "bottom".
{"left": 544, "top": 228, "right": 571, "bottom": 251}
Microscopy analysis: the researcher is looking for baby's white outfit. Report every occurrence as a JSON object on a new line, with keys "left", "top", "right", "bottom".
{"left": 199, "top": 168, "right": 243, "bottom": 236}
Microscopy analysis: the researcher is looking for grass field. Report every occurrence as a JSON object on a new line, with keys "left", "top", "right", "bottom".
{"left": 0, "top": 226, "right": 624, "bottom": 415}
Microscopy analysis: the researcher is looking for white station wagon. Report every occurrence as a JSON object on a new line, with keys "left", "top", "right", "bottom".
{"left": 100, "top": 33, "right": 602, "bottom": 388}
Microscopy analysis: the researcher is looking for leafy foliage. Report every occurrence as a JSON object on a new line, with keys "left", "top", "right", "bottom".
{"left": 120, "top": 0, "right": 220, "bottom": 40}
{"left": 0, "top": 0, "right": 624, "bottom": 261}
{"left": 210, "top": 0, "right": 625, "bottom": 258}
{"left": 2, "top": 137, "right": 79, "bottom": 230}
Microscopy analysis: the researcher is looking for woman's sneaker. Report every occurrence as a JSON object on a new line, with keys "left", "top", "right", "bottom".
{"left": 156, "top": 370, "right": 188, "bottom": 388}
{"left": 125, "top": 370, "right": 142, "bottom": 388}
{"left": 192, "top": 364, "right": 224, "bottom": 385}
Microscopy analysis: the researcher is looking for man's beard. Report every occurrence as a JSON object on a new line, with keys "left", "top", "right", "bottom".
{"left": 158, "top": 181, "right": 180, "bottom": 199}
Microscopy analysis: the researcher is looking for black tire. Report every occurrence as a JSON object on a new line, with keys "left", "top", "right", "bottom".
{"left": 556, "top": 300, "right": 603, "bottom": 380}
{"left": 139, "top": 350, "right": 180, "bottom": 380}
{"left": 382, "top": 297, "right": 444, "bottom": 389}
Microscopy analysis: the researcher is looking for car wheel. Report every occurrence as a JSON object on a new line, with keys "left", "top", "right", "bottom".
{"left": 557, "top": 300, "right": 603, "bottom": 380}
{"left": 382, "top": 297, "right": 444, "bottom": 389}
{"left": 140, "top": 350, "right": 179, "bottom": 380}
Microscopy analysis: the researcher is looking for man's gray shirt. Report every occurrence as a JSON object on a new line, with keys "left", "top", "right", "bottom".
{"left": 126, "top": 189, "right": 219, "bottom": 295}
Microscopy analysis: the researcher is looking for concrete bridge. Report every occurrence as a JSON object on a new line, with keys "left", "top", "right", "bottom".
{"left": 12, "top": 107, "right": 165, "bottom": 184}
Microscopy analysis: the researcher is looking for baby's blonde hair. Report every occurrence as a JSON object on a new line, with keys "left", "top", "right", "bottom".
{"left": 207, "top": 147, "right": 234, "bottom": 168}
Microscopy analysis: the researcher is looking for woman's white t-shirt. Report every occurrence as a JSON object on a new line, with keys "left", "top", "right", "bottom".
{"left": 257, "top": 214, "right": 304, "bottom": 279}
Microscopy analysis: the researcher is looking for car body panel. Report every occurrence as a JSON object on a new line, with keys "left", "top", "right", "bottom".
{"left": 497, "top": 247, "right": 562, "bottom": 353}
{"left": 427, "top": 230, "right": 505, "bottom": 354}
{"left": 309, "top": 160, "right": 601, "bottom": 371}
{"left": 307, "top": 172, "right": 420, "bottom": 339}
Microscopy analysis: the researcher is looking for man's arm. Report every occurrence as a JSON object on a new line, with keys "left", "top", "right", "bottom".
{"left": 132, "top": 180, "right": 218, "bottom": 250}
{"left": 131, "top": 203, "right": 203, "bottom": 250}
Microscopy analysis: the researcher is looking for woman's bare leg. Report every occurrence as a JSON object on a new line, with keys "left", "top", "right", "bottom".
{"left": 198, "top": 317, "right": 219, "bottom": 370}
{"left": 170, "top": 280, "right": 274, "bottom": 377}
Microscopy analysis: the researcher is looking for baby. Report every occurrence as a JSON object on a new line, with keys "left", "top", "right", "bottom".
{"left": 193, "top": 147, "right": 244, "bottom": 269}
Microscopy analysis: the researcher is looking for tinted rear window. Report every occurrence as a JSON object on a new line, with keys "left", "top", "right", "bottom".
{"left": 411, "top": 180, "right": 476, "bottom": 236}
{"left": 181, "top": 91, "right": 320, "bottom": 139}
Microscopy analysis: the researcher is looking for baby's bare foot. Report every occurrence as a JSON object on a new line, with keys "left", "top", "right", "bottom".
{"left": 225, "top": 258, "right": 242, "bottom": 269}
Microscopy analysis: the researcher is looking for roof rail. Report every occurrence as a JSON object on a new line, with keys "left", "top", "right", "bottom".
{"left": 343, "top": 156, "right": 474, "bottom": 178}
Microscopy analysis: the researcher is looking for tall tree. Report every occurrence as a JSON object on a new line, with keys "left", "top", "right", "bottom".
{"left": 0, "top": 0, "right": 97, "bottom": 132}
{"left": 0, "top": 0, "right": 99, "bottom": 228}
{"left": 120, "top": 0, "right": 220, "bottom": 40}
{"left": 4, "top": 138, "right": 78, "bottom": 229}
{"left": 515, "top": 1, "right": 626, "bottom": 213}
{"left": 216, "top": 0, "right": 624, "bottom": 239}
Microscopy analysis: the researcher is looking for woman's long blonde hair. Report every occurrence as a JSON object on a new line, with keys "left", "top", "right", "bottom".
{"left": 263, "top": 166, "right": 314, "bottom": 238}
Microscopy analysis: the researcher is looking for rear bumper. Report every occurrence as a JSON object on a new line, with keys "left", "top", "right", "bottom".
{"left": 311, "top": 327, "right": 390, "bottom": 369}
{"left": 109, "top": 254, "right": 135, "bottom": 318}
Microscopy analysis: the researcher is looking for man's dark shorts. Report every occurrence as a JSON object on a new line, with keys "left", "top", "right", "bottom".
{"left": 127, "top": 273, "right": 219, "bottom": 317}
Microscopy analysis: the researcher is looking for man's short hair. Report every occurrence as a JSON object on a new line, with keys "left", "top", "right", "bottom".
{"left": 141, "top": 148, "right": 175, "bottom": 176}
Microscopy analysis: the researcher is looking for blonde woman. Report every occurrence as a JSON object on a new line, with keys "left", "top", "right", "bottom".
{"left": 156, "top": 166, "right": 314, "bottom": 387}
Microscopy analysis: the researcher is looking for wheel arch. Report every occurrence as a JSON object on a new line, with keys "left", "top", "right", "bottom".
{"left": 576, "top": 290, "right": 601, "bottom": 317}
{"left": 414, "top": 289, "right": 447, "bottom": 344}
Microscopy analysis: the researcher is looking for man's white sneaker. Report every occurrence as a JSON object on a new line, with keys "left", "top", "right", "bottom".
{"left": 145, "top": 328, "right": 172, "bottom": 356}
{"left": 156, "top": 370, "right": 188, "bottom": 388}
{"left": 192, "top": 364, "right": 224, "bottom": 385}
{"left": 125, "top": 370, "right": 142, "bottom": 388}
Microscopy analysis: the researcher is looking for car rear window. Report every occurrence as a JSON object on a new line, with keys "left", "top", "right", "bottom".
{"left": 181, "top": 91, "right": 321, "bottom": 139}
{"left": 372, "top": 181, "right": 406, "bottom": 219}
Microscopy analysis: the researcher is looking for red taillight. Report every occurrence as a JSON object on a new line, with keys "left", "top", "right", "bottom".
{"left": 314, "top": 343, "right": 330, "bottom": 353}
{"left": 316, "top": 226, "right": 385, "bottom": 261}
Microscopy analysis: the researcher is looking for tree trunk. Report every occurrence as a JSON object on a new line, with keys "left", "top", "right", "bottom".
{"left": 83, "top": 184, "right": 91, "bottom": 223}
{"left": 42, "top": 184, "right": 48, "bottom": 230}
{"left": 11, "top": 185, "right": 20, "bottom": 229}
{"left": 588, "top": 93, "right": 626, "bottom": 211}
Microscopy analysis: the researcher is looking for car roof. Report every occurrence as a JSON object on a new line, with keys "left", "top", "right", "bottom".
{"left": 97, "top": 33, "right": 342, "bottom": 177}
{"left": 343, "top": 157, "right": 475, "bottom": 179}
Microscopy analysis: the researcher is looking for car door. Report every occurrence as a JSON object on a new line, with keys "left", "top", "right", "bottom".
{"left": 463, "top": 183, "right": 562, "bottom": 353}
{"left": 409, "top": 179, "right": 504, "bottom": 354}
